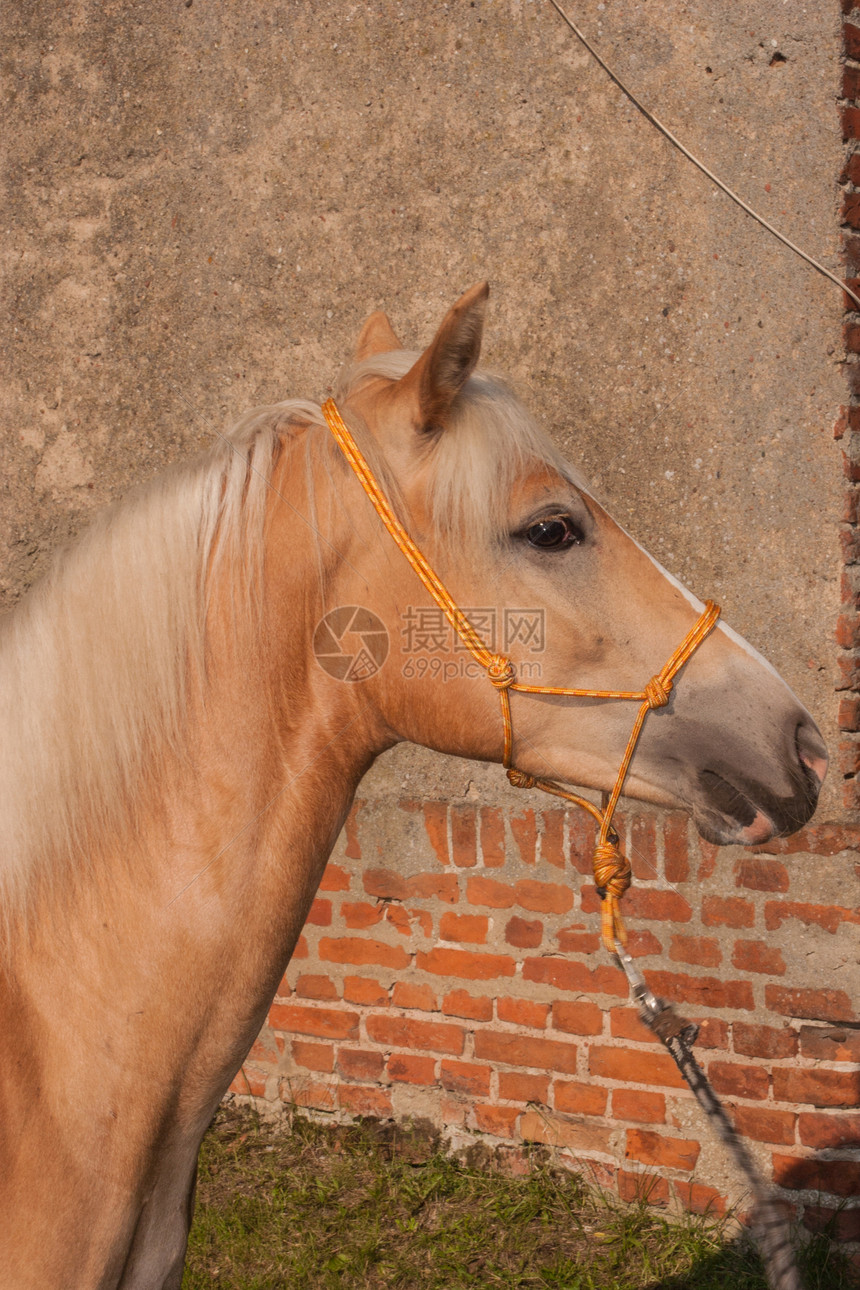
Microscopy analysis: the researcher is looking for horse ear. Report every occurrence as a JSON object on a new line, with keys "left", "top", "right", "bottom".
{"left": 354, "top": 310, "right": 402, "bottom": 361}
{"left": 400, "top": 282, "right": 489, "bottom": 431}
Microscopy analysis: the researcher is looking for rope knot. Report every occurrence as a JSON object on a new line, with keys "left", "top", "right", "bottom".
{"left": 645, "top": 675, "right": 672, "bottom": 709}
{"left": 507, "top": 767, "right": 537, "bottom": 790}
{"left": 592, "top": 840, "right": 632, "bottom": 899}
{"left": 487, "top": 655, "right": 516, "bottom": 689}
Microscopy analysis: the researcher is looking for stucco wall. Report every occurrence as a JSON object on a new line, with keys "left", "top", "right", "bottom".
{"left": 3, "top": 0, "right": 856, "bottom": 1247}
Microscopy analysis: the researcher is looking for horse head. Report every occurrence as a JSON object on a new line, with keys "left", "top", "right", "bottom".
{"left": 321, "top": 283, "right": 826, "bottom": 848}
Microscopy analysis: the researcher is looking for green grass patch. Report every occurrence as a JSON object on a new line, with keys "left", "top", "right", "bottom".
{"left": 183, "top": 1104, "right": 854, "bottom": 1289}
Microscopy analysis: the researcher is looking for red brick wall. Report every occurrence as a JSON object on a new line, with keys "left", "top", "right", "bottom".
{"left": 236, "top": 803, "right": 860, "bottom": 1244}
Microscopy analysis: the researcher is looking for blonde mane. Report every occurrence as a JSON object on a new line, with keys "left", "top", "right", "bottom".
{"left": 0, "top": 362, "right": 574, "bottom": 930}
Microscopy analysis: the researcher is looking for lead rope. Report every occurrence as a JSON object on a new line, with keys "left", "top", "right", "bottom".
{"left": 615, "top": 944, "right": 803, "bottom": 1290}
{"left": 321, "top": 398, "right": 801, "bottom": 1290}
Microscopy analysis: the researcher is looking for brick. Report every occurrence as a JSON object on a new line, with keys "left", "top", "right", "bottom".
{"left": 473, "top": 1104, "right": 519, "bottom": 1137}
{"left": 798, "top": 1111, "right": 860, "bottom": 1149}
{"left": 582, "top": 885, "right": 691, "bottom": 922}
{"left": 845, "top": 66, "right": 860, "bottom": 103}
{"left": 556, "top": 925, "right": 601, "bottom": 954}
{"left": 732, "top": 939, "right": 786, "bottom": 976}
{"left": 268, "top": 1003, "right": 359, "bottom": 1040}
{"left": 415, "top": 947, "right": 516, "bottom": 981}
{"left": 450, "top": 804, "right": 478, "bottom": 868}
{"left": 695, "top": 1018, "right": 730, "bottom": 1049}
{"left": 673, "top": 1181, "right": 727, "bottom": 1216}
{"left": 552, "top": 999, "right": 604, "bottom": 1036}
{"left": 540, "top": 809, "right": 566, "bottom": 870}
{"left": 391, "top": 981, "right": 437, "bottom": 1012}
{"left": 319, "top": 862, "right": 350, "bottom": 892}
{"left": 439, "top": 911, "right": 488, "bottom": 943}
{"left": 669, "top": 934, "right": 722, "bottom": 967}
{"left": 626, "top": 928, "right": 663, "bottom": 957}
{"left": 510, "top": 808, "right": 537, "bottom": 864}
{"left": 290, "top": 1040, "right": 335, "bottom": 1073}
{"left": 383, "top": 904, "right": 432, "bottom": 937}
{"left": 618, "top": 1170, "right": 670, "bottom": 1205}
{"left": 520, "top": 1110, "right": 612, "bottom": 1156}
{"left": 338, "top": 1085, "right": 393, "bottom": 1117}
{"left": 802, "top": 1204, "right": 860, "bottom": 1243}
{"left": 523, "top": 956, "right": 627, "bottom": 997}
{"left": 611, "top": 1007, "right": 659, "bottom": 1044}
{"left": 497, "top": 997, "right": 549, "bottom": 1029}
{"left": 644, "top": 970, "right": 754, "bottom": 1012}
{"left": 773, "top": 1067, "right": 858, "bottom": 1107}
{"left": 499, "top": 1070, "right": 550, "bottom": 1104}
{"left": 733, "top": 857, "right": 789, "bottom": 892}
{"left": 442, "top": 988, "right": 493, "bottom": 1021}
{"left": 342, "top": 901, "right": 382, "bottom": 930}
{"left": 343, "top": 800, "right": 363, "bottom": 859}
{"left": 387, "top": 1053, "right": 436, "bottom": 1085}
{"left": 362, "top": 868, "right": 407, "bottom": 900}
{"left": 473, "top": 1030, "right": 578, "bottom": 1074}
{"left": 663, "top": 812, "right": 690, "bottom": 884}
{"left": 553, "top": 1078, "right": 607, "bottom": 1115}
{"left": 568, "top": 812, "right": 597, "bottom": 875}
{"left": 772, "top": 1154, "right": 860, "bottom": 1198}
{"left": 702, "top": 895, "right": 755, "bottom": 928}
{"left": 733, "top": 1022, "right": 798, "bottom": 1060}
{"left": 422, "top": 802, "right": 449, "bottom": 866}
{"left": 405, "top": 872, "right": 459, "bottom": 903}
{"left": 514, "top": 878, "right": 573, "bottom": 914}
{"left": 839, "top": 695, "right": 860, "bottom": 730}
{"left": 612, "top": 1089, "right": 666, "bottom": 1124}
{"left": 626, "top": 1129, "right": 700, "bottom": 1171}
{"left": 731, "top": 1105, "right": 796, "bottom": 1145}
{"left": 291, "top": 934, "right": 309, "bottom": 959}
{"left": 505, "top": 915, "right": 543, "bottom": 948}
{"left": 766, "top": 984, "right": 856, "bottom": 1024}
{"left": 845, "top": 105, "right": 860, "bottom": 140}
{"left": 319, "top": 937, "right": 410, "bottom": 969}
{"left": 708, "top": 1060, "right": 769, "bottom": 1100}
{"left": 630, "top": 815, "right": 658, "bottom": 875}
{"left": 799, "top": 1025, "right": 860, "bottom": 1062}
{"left": 764, "top": 899, "right": 859, "bottom": 935}
{"left": 589, "top": 1046, "right": 687, "bottom": 1089}
{"left": 295, "top": 974, "right": 339, "bottom": 1001}
{"left": 231, "top": 1067, "right": 267, "bottom": 1097}
{"left": 697, "top": 839, "right": 719, "bottom": 881}
{"left": 466, "top": 875, "right": 515, "bottom": 908}
{"left": 306, "top": 897, "right": 332, "bottom": 925}
{"left": 440, "top": 1059, "right": 492, "bottom": 1097}
{"left": 479, "top": 806, "right": 506, "bottom": 867}
{"left": 366, "top": 1014, "right": 464, "bottom": 1056}
{"left": 285, "top": 1079, "right": 337, "bottom": 1112}
{"left": 342, "top": 976, "right": 388, "bottom": 1007}
{"left": 337, "top": 1048, "right": 385, "bottom": 1081}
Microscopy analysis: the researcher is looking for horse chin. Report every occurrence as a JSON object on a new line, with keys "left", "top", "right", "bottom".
{"left": 690, "top": 768, "right": 820, "bottom": 847}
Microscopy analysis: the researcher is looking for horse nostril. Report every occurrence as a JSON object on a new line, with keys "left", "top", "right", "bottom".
{"left": 796, "top": 720, "right": 828, "bottom": 789}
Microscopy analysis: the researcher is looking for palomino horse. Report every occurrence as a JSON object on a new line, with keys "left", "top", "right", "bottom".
{"left": 1, "top": 284, "right": 825, "bottom": 1288}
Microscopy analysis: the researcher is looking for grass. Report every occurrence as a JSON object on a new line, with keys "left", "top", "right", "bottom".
{"left": 183, "top": 1103, "right": 855, "bottom": 1290}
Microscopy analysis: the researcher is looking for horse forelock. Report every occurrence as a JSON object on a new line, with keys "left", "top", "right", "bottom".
{"left": 336, "top": 351, "right": 583, "bottom": 550}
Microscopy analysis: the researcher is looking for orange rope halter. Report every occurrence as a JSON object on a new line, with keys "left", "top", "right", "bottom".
{"left": 322, "top": 399, "right": 720, "bottom": 952}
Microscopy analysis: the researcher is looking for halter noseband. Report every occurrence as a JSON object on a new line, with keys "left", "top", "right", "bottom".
{"left": 322, "top": 399, "right": 720, "bottom": 952}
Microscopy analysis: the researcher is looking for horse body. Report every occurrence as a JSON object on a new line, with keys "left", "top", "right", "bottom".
{"left": 0, "top": 285, "right": 826, "bottom": 1287}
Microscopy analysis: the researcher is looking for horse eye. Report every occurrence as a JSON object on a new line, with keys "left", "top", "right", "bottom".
{"left": 525, "top": 516, "right": 582, "bottom": 549}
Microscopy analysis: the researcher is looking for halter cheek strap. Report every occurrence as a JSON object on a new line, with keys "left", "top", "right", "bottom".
{"left": 322, "top": 399, "right": 720, "bottom": 952}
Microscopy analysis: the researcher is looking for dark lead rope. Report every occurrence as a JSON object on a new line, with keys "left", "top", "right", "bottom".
{"left": 614, "top": 943, "right": 804, "bottom": 1290}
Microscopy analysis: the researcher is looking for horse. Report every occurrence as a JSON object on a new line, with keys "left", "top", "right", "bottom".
{"left": 0, "top": 283, "right": 826, "bottom": 1288}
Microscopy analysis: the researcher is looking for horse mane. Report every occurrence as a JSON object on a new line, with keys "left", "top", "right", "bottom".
{"left": 0, "top": 358, "right": 574, "bottom": 933}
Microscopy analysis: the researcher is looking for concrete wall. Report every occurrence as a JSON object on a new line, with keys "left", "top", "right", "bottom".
{"left": 3, "top": 0, "right": 857, "bottom": 1248}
